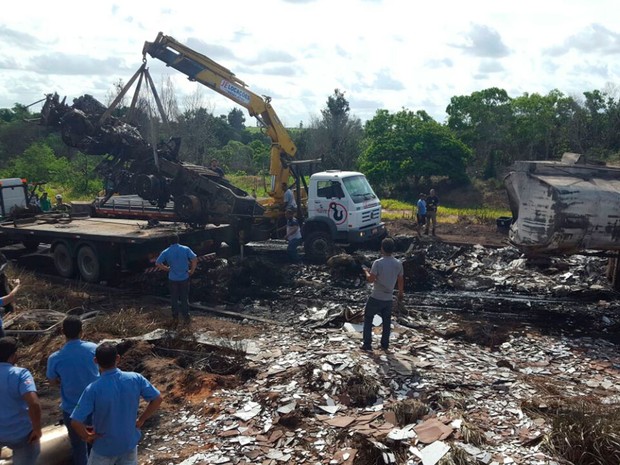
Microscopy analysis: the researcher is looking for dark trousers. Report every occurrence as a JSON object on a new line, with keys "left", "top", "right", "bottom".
{"left": 362, "top": 296, "right": 393, "bottom": 349}
{"left": 169, "top": 279, "right": 190, "bottom": 318}
{"left": 287, "top": 237, "right": 303, "bottom": 262}
{"left": 63, "top": 410, "right": 90, "bottom": 465}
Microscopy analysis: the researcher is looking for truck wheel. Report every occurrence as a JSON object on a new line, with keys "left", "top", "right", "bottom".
{"left": 77, "top": 245, "right": 101, "bottom": 283}
{"left": 53, "top": 243, "right": 75, "bottom": 278}
{"left": 304, "top": 231, "right": 334, "bottom": 263}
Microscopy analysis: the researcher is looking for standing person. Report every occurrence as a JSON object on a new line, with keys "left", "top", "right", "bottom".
{"left": 284, "top": 208, "right": 303, "bottom": 263}
{"left": 53, "top": 194, "right": 70, "bottom": 213}
{"left": 0, "top": 282, "right": 20, "bottom": 338}
{"left": 282, "top": 182, "right": 297, "bottom": 211}
{"left": 28, "top": 193, "right": 40, "bottom": 209}
{"left": 46, "top": 316, "right": 99, "bottom": 465}
{"left": 0, "top": 337, "right": 42, "bottom": 465}
{"left": 416, "top": 193, "right": 427, "bottom": 237}
{"left": 71, "top": 342, "right": 162, "bottom": 465}
{"left": 361, "top": 238, "right": 404, "bottom": 352}
{"left": 156, "top": 234, "right": 198, "bottom": 326}
{"left": 425, "top": 189, "right": 439, "bottom": 235}
{"left": 39, "top": 192, "right": 52, "bottom": 212}
{"left": 210, "top": 159, "right": 225, "bottom": 177}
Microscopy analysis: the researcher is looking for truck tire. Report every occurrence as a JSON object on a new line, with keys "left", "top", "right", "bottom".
{"left": 304, "top": 231, "right": 334, "bottom": 263}
{"left": 53, "top": 243, "right": 75, "bottom": 278}
{"left": 77, "top": 245, "right": 101, "bottom": 283}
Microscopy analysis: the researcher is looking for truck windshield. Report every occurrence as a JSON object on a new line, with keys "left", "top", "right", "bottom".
{"left": 342, "top": 175, "right": 378, "bottom": 204}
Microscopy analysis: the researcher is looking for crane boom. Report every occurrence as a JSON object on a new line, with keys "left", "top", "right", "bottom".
{"left": 142, "top": 32, "right": 297, "bottom": 201}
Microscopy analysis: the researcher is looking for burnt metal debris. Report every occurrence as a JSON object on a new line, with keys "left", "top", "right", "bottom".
{"left": 132, "top": 239, "right": 620, "bottom": 464}
{"left": 505, "top": 152, "right": 620, "bottom": 257}
{"left": 40, "top": 93, "right": 263, "bottom": 227}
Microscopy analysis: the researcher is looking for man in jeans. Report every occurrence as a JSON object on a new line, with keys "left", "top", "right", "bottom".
{"left": 361, "top": 238, "right": 404, "bottom": 352}
{"left": 284, "top": 208, "right": 303, "bottom": 263}
{"left": 0, "top": 337, "right": 42, "bottom": 465}
{"left": 46, "top": 316, "right": 99, "bottom": 465}
{"left": 71, "top": 342, "right": 162, "bottom": 465}
{"left": 156, "top": 234, "right": 197, "bottom": 326}
{"left": 425, "top": 188, "right": 439, "bottom": 235}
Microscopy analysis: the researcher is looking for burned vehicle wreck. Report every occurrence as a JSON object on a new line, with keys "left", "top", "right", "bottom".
{"left": 40, "top": 92, "right": 263, "bottom": 233}
{"left": 504, "top": 152, "right": 620, "bottom": 256}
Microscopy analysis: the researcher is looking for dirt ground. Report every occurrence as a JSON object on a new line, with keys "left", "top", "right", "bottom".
{"left": 386, "top": 218, "right": 508, "bottom": 249}
{"left": 3, "top": 216, "right": 620, "bottom": 465}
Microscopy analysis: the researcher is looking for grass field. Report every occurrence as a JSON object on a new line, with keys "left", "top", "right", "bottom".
{"left": 227, "top": 175, "right": 511, "bottom": 224}
{"left": 381, "top": 199, "right": 511, "bottom": 225}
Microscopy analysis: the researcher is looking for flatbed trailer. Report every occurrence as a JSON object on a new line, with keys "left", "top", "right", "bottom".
{"left": 0, "top": 214, "right": 230, "bottom": 282}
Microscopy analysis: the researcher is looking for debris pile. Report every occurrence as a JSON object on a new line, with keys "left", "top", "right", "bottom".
{"left": 136, "top": 302, "right": 620, "bottom": 465}
{"left": 9, "top": 238, "right": 620, "bottom": 464}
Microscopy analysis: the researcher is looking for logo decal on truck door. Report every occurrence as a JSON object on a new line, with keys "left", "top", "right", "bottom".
{"left": 329, "top": 202, "right": 348, "bottom": 225}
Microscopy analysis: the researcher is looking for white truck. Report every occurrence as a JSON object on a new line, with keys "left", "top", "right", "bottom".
{"left": 302, "top": 171, "right": 385, "bottom": 260}
{"left": 0, "top": 178, "right": 30, "bottom": 219}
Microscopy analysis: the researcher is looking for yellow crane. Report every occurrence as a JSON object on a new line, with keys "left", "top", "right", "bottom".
{"left": 142, "top": 32, "right": 300, "bottom": 216}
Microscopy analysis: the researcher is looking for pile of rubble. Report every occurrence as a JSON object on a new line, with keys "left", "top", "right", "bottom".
{"left": 136, "top": 302, "right": 620, "bottom": 464}
{"left": 129, "top": 240, "right": 620, "bottom": 464}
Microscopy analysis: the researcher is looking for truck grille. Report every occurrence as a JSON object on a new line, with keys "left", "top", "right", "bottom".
{"left": 362, "top": 208, "right": 381, "bottom": 224}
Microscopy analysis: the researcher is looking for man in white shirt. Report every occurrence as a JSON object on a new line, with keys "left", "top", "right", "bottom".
{"left": 284, "top": 209, "right": 302, "bottom": 263}
{"left": 282, "top": 182, "right": 297, "bottom": 211}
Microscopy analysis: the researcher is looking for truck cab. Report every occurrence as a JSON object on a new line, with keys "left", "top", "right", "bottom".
{"left": 303, "top": 171, "right": 385, "bottom": 260}
{"left": 0, "top": 178, "right": 29, "bottom": 219}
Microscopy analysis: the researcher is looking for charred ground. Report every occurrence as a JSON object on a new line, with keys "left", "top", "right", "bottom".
{"left": 3, "top": 218, "right": 620, "bottom": 465}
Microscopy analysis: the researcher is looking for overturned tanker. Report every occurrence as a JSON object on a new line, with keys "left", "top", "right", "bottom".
{"left": 504, "top": 152, "right": 620, "bottom": 256}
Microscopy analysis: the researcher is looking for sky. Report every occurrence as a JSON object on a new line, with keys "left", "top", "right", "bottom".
{"left": 1, "top": 0, "right": 619, "bottom": 127}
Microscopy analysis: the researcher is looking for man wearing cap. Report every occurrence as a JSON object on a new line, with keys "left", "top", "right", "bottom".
{"left": 0, "top": 336, "right": 42, "bottom": 465}
{"left": 53, "top": 194, "right": 70, "bottom": 213}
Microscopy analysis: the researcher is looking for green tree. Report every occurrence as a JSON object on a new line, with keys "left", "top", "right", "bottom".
{"left": 248, "top": 139, "right": 270, "bottom": 173}
{"left": 0, "top": 105, "right": 51, "bottom": 166}
{"left": 1, "top": 142, "right": 71, "bottom": 183}
{"left": 359, "top": 109, "right": 471, "bottom": 197}
{"left": 212, "top": 140, "right": 254, "bottom": 174}
{"left": 510, "top": 90, "right": 572, "bottom": 161}
{"left": 307, "top": 89, "right": 363, "bottom": 170}
{"left": 177, "top": 108, "right": 222, "bottom": 164}
{"left": 227, "top": 108, "right": 246, "bottom": 131}
{"left": 446, "top": 87, "right": 513, "bottom": 178}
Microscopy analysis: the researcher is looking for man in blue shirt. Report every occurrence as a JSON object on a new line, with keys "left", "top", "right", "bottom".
{"left": 71, "top": 342, "right": 162, "bottom": 465}
{"left": 0, "top": 337, "right": 42, "bottom": 465}
{"left": 46, "top": 316, "right": 99, "bottom": 465}
{"left": 416, "top": 193, "right": 427, "bottom": 238}
{"left": 0, "top": 282, "right": 21, "bottom": 338}
{"left": 156, "top": 234, "right": 197, "bottom": 326}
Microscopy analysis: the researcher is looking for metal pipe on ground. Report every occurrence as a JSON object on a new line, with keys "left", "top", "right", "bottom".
{"left": 0, "top": 425, "right": 71, "bottom": 465}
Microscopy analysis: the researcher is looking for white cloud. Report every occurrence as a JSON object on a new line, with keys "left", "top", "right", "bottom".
{"left": 0, "top": 0, "right": 618, "bottom": 126}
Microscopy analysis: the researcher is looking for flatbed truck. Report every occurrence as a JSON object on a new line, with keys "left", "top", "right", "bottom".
{"left": 0, "top": 214, "right": 230, "bottom": 283}
{"left": 0, "top": 182, "right": 231, "bottom": 282}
